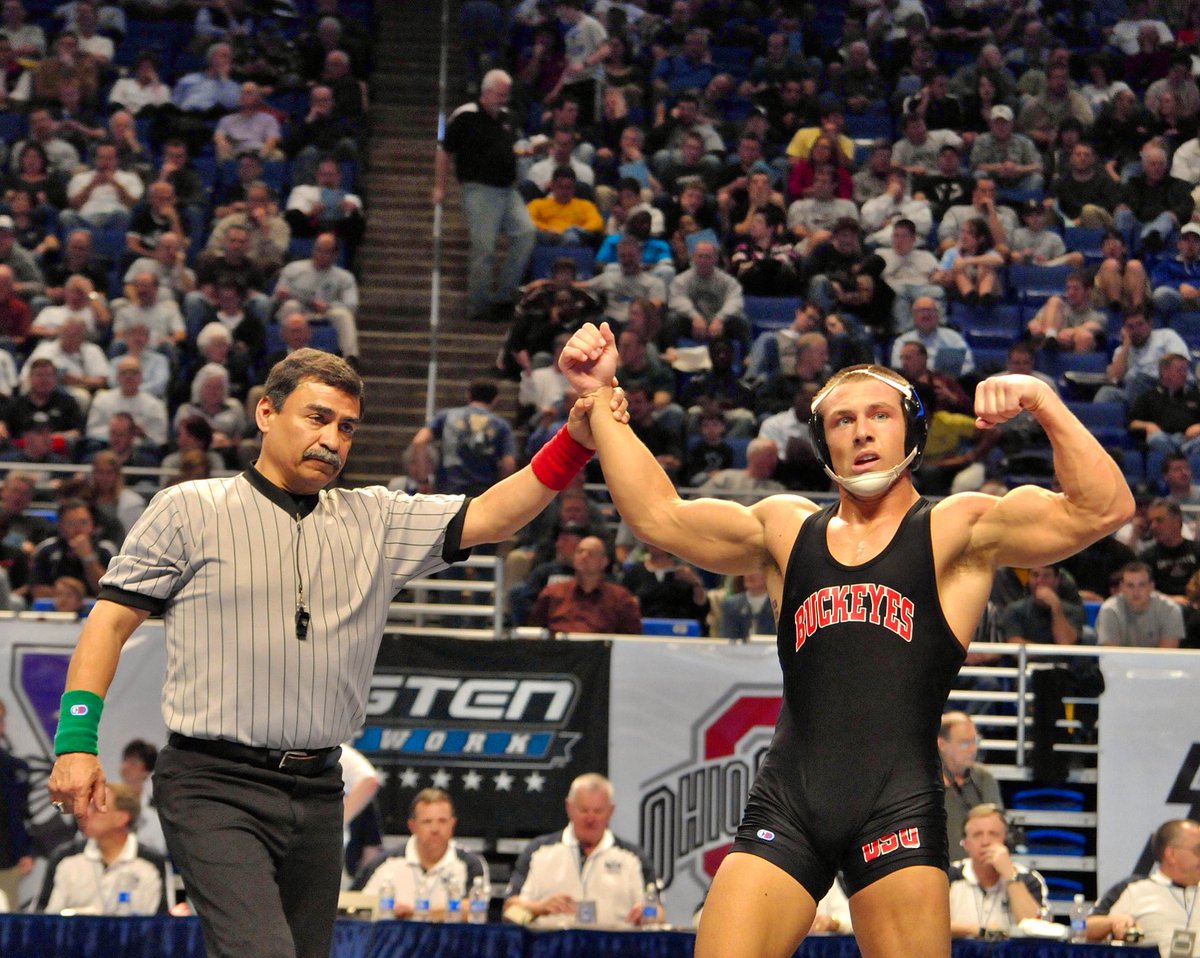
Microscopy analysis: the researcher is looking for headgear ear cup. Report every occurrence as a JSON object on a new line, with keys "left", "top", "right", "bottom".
{"left": 809, "top": 369, "right": 929, "bottom": 497}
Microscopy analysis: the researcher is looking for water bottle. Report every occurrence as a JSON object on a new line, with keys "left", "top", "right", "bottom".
{"left": 446, "top": 896, "right": 463, "bottom": 923}
{"left": 1070, "top": 893, "right": 1088, "bottom": 942}
{"left": 413, "top": 875, "right": 432, "bottom": 922}
{"left": 641, "top": 881, "right": 662, "bottom": 928}
{"left": 468, "top": 875, "right": 489, "bottom": 925}
{"left": 113, "top": 889, "right": 133, "bottom": 917}
{"left": 376, "top": 878, "right": 395, "bottom": 921}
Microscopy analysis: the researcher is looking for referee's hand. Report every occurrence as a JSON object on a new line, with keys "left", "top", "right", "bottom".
{"left": 48, "top": 753, "right": 108, "bottom": 825}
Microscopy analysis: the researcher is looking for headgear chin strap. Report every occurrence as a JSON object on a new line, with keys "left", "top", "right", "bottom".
{"left": 810, "top": 368, "right": 928, "bottom": 499}
{"left": 823, "top": 446, "right": 919, "bottom": 500}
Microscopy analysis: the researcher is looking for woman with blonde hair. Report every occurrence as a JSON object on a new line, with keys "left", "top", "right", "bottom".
{"left": 88, "top": 450, "right": 145, "bottom": 540}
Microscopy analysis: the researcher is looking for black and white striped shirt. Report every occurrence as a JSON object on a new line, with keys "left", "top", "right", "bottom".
{"left": 99, "top": 466, "right": 469, "bottom": 750}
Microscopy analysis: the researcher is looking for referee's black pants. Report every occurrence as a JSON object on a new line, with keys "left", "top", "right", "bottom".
{"left": 155, "top": 744, "right": 344, "bottom": 958}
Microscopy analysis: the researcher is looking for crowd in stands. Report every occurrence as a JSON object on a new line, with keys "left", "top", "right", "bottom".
{"left": 413, "top": 0, "right": 1200, "bottom": 644}
{"left": 0, "top": 0, "right": 373, "bottom": 610}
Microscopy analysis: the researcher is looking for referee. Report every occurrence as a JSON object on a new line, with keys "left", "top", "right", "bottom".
{"left": 47, "top": 349, "right": 625, "bottom": 958}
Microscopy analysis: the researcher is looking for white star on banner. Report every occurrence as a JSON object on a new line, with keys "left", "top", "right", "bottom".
{"left": 524, "top": 771, "right": 546, "bottom": 793}
{"left": 462, "top": 769, "right": 483, "bottom": 791}
{"left": 494, "top": 770, "right": 514, "bottom": 791}
{"left": 430, "top": 768, "right": 452, "bottom": 789}
{"left": 399, "top": 767, "right": 420, "bottom": 788}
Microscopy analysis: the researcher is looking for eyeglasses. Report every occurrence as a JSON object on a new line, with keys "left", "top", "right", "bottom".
{"left": 949, "top": 737, "right": 982, "bottom": 750}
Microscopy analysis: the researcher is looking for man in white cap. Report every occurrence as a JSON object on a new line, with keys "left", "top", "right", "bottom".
{"left": 968, "top": 105, "right": 1043, "bottom": 192}
{"left": 1151, "top": 222, "right": 1200, "bottom": 322}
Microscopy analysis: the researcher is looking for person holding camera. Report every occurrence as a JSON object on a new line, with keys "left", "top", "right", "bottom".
{"left": 948, "top": 804, "right": 1048, "bottom": 939}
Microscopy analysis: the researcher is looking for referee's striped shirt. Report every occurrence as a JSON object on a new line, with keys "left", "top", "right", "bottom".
{"left": 99, "top": 466, "right": 469, "bottom": 750}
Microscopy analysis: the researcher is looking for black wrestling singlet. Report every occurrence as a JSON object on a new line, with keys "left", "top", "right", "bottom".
{"left": 735, "top": 497, "right": 966, "bottom": 892}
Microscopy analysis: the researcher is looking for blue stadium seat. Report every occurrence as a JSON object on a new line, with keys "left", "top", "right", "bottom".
{"left": 1063, "top": 226, "right": 1105, "bottom": 258}
{"left": 1024, "top": 829, "right": 1087, "bottom": 855}
{"left": 744, "top": 295, "right": 802, "bottom": 334}
{"left": 527, "top": 245, "right": 595, "bottom": 280}
{"left": 972, "top": 346, "right": 1009, "bottom": 374}
{"left": 0, "top": 111, "right": 26, "bottom": 145}
{"left": 950, "top": 302, "right": 1021, "bottom": 348}
{"left": 844, "top": 110, "right": 892, "bottom": 142}
{"left": 1038, "top": 351, "right": 1109, "bottom": 398}
{"left": 1008, "top": 263, "right": 1072, "bottom": 303}
{"left": 265, "top": 321, "right": 339, "bottom": 356}
{"left": 710, "top": 46, "right": 755, "bottom": 81}
{"left": 1012, "top": 787, "right": 1085, "bottom": 810}
{"left": 1066, "top": 401, "right": 1131, "bottom": 448}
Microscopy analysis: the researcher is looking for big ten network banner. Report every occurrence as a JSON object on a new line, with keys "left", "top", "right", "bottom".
{"left": 353, "top": 635, "right": 610, "bottom": 838}
{"left": 609, "top": 639, "right": 782, "bottom": 927}
{"left": 0, "top": 620, "right": 166, "bottom": 853}
{"left": 1097, "top": 650, "right": 1200, "bottom": 893}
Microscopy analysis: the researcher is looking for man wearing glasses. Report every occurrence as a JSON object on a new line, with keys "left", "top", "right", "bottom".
{"left": 939, "top": 711, "right": 1004, "bottom": 853}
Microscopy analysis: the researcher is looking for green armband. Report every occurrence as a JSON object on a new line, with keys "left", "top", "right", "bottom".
{"left": 53, "top": 690, "right": 104, "bottom": 755}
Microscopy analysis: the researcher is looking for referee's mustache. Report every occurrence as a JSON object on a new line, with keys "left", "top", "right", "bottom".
{"left": 303, "top": 447, "right": 343, "bottom": 469}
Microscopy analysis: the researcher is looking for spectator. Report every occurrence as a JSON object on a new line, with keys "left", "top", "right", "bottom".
{"left": 891, "top": 296, "right": 975, "bottom": 375}
{"left": 1141, "top": 498, "right": 1200, "bottom": 601}
{"left": 595, "top": 212, "right": 673, "bottom": 284}
{"left": 933, "top": 216, "right": 1005, "bottom": 308}
{"left": 1128, "top": 353, "right": 1200, "bottom": 478}
{"left": 939, "top": 710, "right": 1004, "bottom": 854}
{"left": 729, "top": 206, "right": 800, "bottom": 296}
{"left": 786, "top": 166, "right": 858, "bottom": 253}
{"left": 159, "top": 415, "right": 223, "bottom": 482}
{"left": 1151, "top": 223, "right": 1200, "bottom": 322}
{"left": 0, "top": 695, "right": 32, "bottom": 910}
{"left": 125, "top": 181, "right": 186, "bottom": 261}
{"left": 107, "top": 52, "right": 170, "bottom": 117}
{"left": 938, "top": 177, "right": 1017, "bottom": 253}
{"left": 0, "top": 1, "right": 43, "bottom": 58}
{"left": 273, "top": 232, "right": 359, "bottom": 366}
{"left": 112, "top": 272, "right": 184, "bottom": 357}
{"left": 698, "top": 437, "right": 786, "bottom": 497}
{"left": 196, "top": 281, "right": 265, "bottom": 383}
{"left": 84, "top": 354, "right": 168, "bottom": 451}
{"left": 175, "top": 362, "right": 246, "bottom": 455}
{"left": 205, "top": 181, "right": 289, "bottom": 279}
{"left": 1088, "top": 818, "right": 1200, "bottom": 949}
{"left": 851, "top": 140, "right": 894, "bottom": 205}
{"left": 30, "top": 274, "right": 109, "bottom": 341}
{"left": 891, "top": 112, "right": 963, "bottom": 179}
{"left": 1096, "top": 560, "right": 1185, "bottom": 646}
{"left": 7, "top": 357, "right": 82, "bottom": 442}
{"left": 122, "top": 231, "right": 195, "bottom": 305}
{"left": 38, "top": 783, "right": 165, "bottom": 914}
{"left": 28, "top": 497, "right": 115, "bottom": 598}
{"left": 1052, "top": 141, "right": 1121, "bottom": 230}
{"left": 620, "top": 543, "right": 709, "bottom": 632}
{"left": 152, "top": 139, "right": 205, "bottom": 218}
{"left": 40, "top": 230, "right": 104, "bottom": 308}
{"left": 969, "top": 105, "right": 1043, "bottom": 192}
{"left": 756, "top": 381, "right": 827, "bottom": 490}
{"left": 915, "top": 144, "right": 974, "bottom": 224}
{"left": 948, "top": 804, "right": 1048, "bottom": 939}
{"left": 585, "top": 237, "right": 667, "bottom": 330}
{"left": 1017, "top": 62, "right": 1094, "bottom": 151}
{"left": 1116, "top": 143, "right": 1194, "bottom": 254}
{"left": 60, "top": 141, "right": 143, "bottom": 234}
{"left": 665, "top": 240, "right": 747, "bottom": 347}
{"left": 876, "top": 217, "right": 943, "bottom": 335}
{"left": 504, "top": 772, "right": 656, "bottom": 927}
{"left": 682, "top": 410, "right": 733, "bottom": 486}
{"left": 651, "top": 26, "right": 715, "bottom": 102}
{"left": 1162, "top": 453, "right": 1200, "bottom": 507}
{"left": 284, "top": 155, "right": 365, "bottom": 251}
{"left": 407, "top": 380, "right": 516, "bottom": 496}
{"left": 549, "top": 0, "right": 608, "bottom": 128}
{"left": 859, "top": 169, "right": 933, "bottom": 250}
{"left": 213, "top": 82, "right": 282, "bottom": 161}
{"left": 1000, "top": 563, "right": 1085, "bottom": 644}
{"left": 718, "top": 569, "right": 774, "bottom": 639}
{"left": 1098, "top": 308, "right": 1189, "bottom": 408}
{"left": 262, "top": 310, "right": 312, "bottom": 369}
{"left": 1027, "top": 270, "right": 1106, "bottom": 352}
{"left": 529, "top": 535, "right": 641, "bottom": 635}
{"left": 21, "top": 316, "right": 109, "bottom": 407}
{"left": 0, "top": 264, "right": 30, "bottom": 353}
{"left": 94, "top": 411, "right": 160, "bottom": 472}
{"left": 0, "top": 215, "right": 43, "bottom": 301}
{"left": 187, "top": 225, "right": 272, "bottom": 331}
{"left": 284, "top": 85, "right": 360, "bottom": 185}
{"left": 51, "top": 77, "right": 105, "bottom": 158}
{"left": 168, "top": 40, "right": 240, "bottom": 140}
{"left": 1010, "top": 201, "right": 1083, "bottom": 267}
{"left": 9, "top": 109, "right": 78, "bottom": 181}
{"left": 527, "top": 166, "right": 604, "bottom": 247}
{"left": 679, "top": 337, "right": 755, "bottom": 436}
{"left": 356, "top": 788, "right": 488, "bottom": 918}
{"left": 525, "top": 128, "right": 595, "bottom": 196}
{"left": 88, "top": 449, "right": 144, "bottom": 540}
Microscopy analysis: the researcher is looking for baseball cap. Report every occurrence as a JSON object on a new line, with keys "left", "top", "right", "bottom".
{"left": 1022, "top": 199, "right": 1046, "bottom": 216}
{"left": 990, "top": 105, "right": 1014, "bottom": 121}
{"left": 1182, "top": 223, "right": 1200, "bottom": 238}
{"left": 0, "top": 215, "right": 15, "bottom": 231}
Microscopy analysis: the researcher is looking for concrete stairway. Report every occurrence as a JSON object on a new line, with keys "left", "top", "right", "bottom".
{"left": 344, "top": 0, "right": 513, "bottom": 484}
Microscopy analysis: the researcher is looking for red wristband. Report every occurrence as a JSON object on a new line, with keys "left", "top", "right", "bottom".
{"left": 531, "top": 425, "right": 594, "bottom": 491}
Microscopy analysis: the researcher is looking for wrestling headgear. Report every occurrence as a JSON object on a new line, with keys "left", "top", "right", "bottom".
{"left": 809, "top": 367, "right": 928, "bottom": 499}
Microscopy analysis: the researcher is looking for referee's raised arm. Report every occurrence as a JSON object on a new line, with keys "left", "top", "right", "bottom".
{"left": 459, "top": 389, "right": 627, "bottom": 549}
{"left": 47, "top": 600, "right": 150, "bottom": 822}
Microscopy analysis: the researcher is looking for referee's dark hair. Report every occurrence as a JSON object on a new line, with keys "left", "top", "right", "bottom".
{"left": 408, "top": 787, "right": 454, "bottom": 817}
{"left": 263, "top": 348, "right": 363, "bottom": 414}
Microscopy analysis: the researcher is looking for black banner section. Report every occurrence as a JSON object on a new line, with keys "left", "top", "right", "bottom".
{"left": 357, "top": 635, "right": 611, "bottom": 839}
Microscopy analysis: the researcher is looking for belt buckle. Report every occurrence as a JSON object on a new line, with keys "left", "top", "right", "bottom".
{"left": 278, "top": 750, "right": 316, "bottom": 773}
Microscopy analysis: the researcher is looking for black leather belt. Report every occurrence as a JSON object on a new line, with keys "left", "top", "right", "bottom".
{"left": 168, "top": 733, "right": 341, "bottom": 777}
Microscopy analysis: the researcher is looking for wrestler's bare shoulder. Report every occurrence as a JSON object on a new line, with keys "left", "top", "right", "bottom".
{"left": 751, "top": 494, "right": 825, "bottom": 554}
